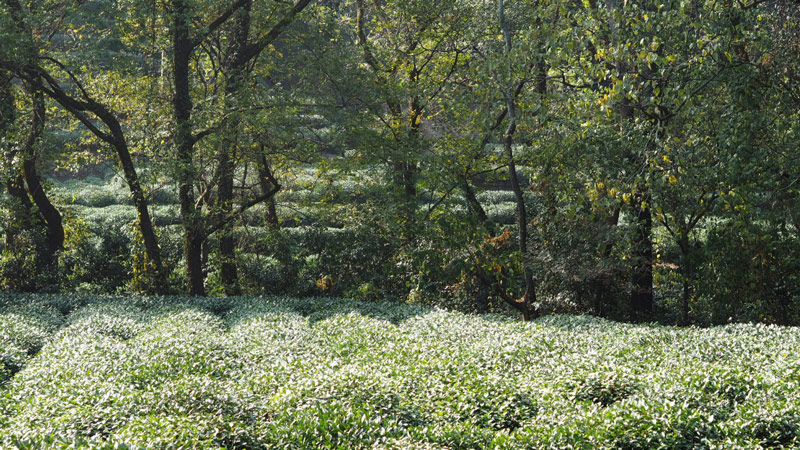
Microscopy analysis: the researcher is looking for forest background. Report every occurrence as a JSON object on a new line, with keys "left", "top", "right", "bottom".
{"left": 1, "top": 0, "right": 799, "bottom": 326}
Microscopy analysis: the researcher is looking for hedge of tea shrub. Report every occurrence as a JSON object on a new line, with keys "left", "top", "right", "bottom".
{"left": 0, "top": 295, "right": 799, "bottom": 448}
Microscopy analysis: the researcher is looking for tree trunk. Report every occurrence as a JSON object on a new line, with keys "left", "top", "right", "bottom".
{"left": 462, "top": 173, "right": 489, "bottom": 227}
{"left": 21, "top": 81, "right": 63, "bottom": 266}
{"left": 395, "top": 160, "right": 417, "bottom": 199}
{"left": 258, "top": 154, "right": 280, "bottom": 229}
{"left": 265, "top": 198, "right": 279, "bottom": 229}
{"left": 498, "top": 0, "right": 536, "bottom": 319}
{"left": 403, "top": 93, "right": 421, "bottom": 201}
{"left": 215, "top": 0, "right": 252, "bottom": 296}
{"left": 93, "top": 105, "right": 167, "bottom": 292}
{"left": 215, "top": 117, "right": 239, "bottom": 296}
{"left": 678, "top": 232, "right": 692, "bottom": 325}
{"left": 201, "top": 237, "right": 209, "bottom": 279}
{"left": 3, "top": 175, "right": 33, "bottom": 248}
{"left": 171, "top": 0, "right": 205, "bottom": 296}
{"left": 185, "top": 231, "right": 205, "bottom": 296}
{"left": 218, "top": 232, "right": 239, "bottom": 295}
{"left": 630, "top": 191, "right": 654, "bottom": 320}
{"left": 1, "top": 71, "right": 32, "bottom": 252}
{"left": 2, "top": 1, "right": 63, "bottom": 277}
{"left": 775, "top": 285, "right": 790, "bottom": 326}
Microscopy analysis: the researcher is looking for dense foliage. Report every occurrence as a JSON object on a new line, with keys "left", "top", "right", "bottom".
{"left": 1, "top": 294, "right": 800, "bottom": 448}
{"left": 2, "top": 3, "right": 799, "bottom": 446}
{"left": 0, "top": 0, "right": 799, "bottom": 325}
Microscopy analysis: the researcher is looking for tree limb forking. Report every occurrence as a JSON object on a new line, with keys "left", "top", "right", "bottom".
{"left": 191, "top": 0, "right": 251, "bottom": 49}
{"left": 237, "top": 0, "right": 313, "bottom": 67}
{"left": 205, "top": 182, "right": 281, "bottom": 238}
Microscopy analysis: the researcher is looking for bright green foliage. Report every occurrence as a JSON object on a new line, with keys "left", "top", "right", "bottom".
{"left": 1, "top": 0, "right": 799, "bottom": 322}
{"left": 0, "top": 295, "right": 800, "bottom": 448}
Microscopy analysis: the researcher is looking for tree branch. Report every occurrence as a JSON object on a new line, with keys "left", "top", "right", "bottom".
{"left": 191, "top": 0, "right": 250, "bottom": 49}
{"left": 205, "top": 182, "right": 281, "bottom": 237}
{"left": 356, "top": 0, "right": 381, "bottom": 74}
{"left": 8, "top": 64, "right": 116, "bottom": 143}
{"left": 237, "top": 0, "right": 313, "bottom": 66}
{"left": 467, "top": 246, "right": 528, "bottom": 315}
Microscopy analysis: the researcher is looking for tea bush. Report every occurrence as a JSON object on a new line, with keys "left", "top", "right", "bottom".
{"left": 0, "top": 295, "right": 799, "bottom": 448}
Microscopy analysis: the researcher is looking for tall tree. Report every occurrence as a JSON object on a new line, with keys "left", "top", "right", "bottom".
{"left": 353, "top": 0, "right": 470, "bottom": 228}
{"left": 1, "top": 0, "right": 170, "bottom": 292}
{"left": 166, "top": 0, "right": 311, "bottom": 295}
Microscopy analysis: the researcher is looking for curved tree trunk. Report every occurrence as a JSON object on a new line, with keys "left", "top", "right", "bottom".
{"left": 1, "top": 71, "right": 33, "bottom": 256}
{"left": 106, "top": 117, "right": 166, "bottom": 292}
{"left": 462, "top": 173, "right": 489, "bottom": 227}
{"left": 21, "top": 81, "right": 64, "bottom": 266}
{"left": 498, "top": 0, "right": 537, "bottom": 320}
{"left": 2, "top": 0, "right": 63, "bottom": 275}
{"left": 4, "top": 0, "right": 165, "bottom": 291}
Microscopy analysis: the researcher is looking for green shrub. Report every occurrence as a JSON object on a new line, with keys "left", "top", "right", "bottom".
{"left": 573, "top": 373, "right": 638, "bottom": 407}
{"left": 1, "top": 296, "right": 799, "bottom": 448}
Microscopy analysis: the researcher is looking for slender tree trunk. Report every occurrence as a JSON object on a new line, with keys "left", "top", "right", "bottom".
{"left": 3, "top": 175, "right": 33, "bottom": 248}
{"left": 395, "top": 161, "right": 417, "bottom": 200}
{"left": 498, "top": 0, "right": 536, "bottom": 319}
{"left": 396, "top": 87, "right": 421, "bottom": 229}
{"left": 403, "top": 93, "right": 421, "bottom": 201}
{"left": 355, "top": 0, "right": 417, "bottom": 226}
{"left": 630, "top": 190, "right": 654, "bottom": 320}
{"left": 215, "top": 0, "right": 253, "bottom": 296}
{"left": 265, "top": 198, "right": 279, "bottom": 229}
{"left": 172, "top": 0, "right": 205, "bottom": 296}
{"left": 186, "top": 233, "right": 205, "bottom": 295}
{"left": 391, "top": 109, "right": 419, "bottom": 229}
{"left": 217, "top": 194, "right": 239, "bottom": 295}
{"left": 201, "top": 238, "right": 210, "bottom": 278}
{"left": 462, "top": 173, "right": 489, "bottom": 226}
{"left": 679, "top": 232, "right": 692, "bottom": 325}
{"left": 92, "top": 105, "right": 167, "bottom": 292}
{"left": 607, "top": 0, "right": 654, "bottom": 322}
{"left": 617, "top": 81, "right": 654, "bottom": 320}
{"left": 21, "top": 81, "right": 63, "bottom": 266}
{"left": 257, "top": 154, "right": 280, "bottom": 229}
{"left": 215, "top": 132, "right": 238, "bottom": 295}
{"left": 2, "top": 73, "right": 62, "bottom": 290}
{"left": 1, "top": 71, "right": 34, "bottom": 255}
{"left": 2, "top": 0, "right": 63, "bottom": 277}
{"left": 504, "top": 128, "right": 536, "bottom": 318}
{"left": 167, "top": 0, "right": 246, "bottom": 294}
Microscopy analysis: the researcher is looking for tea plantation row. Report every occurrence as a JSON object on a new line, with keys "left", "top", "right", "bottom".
{"left": 1, "top": 294, "right": 799, "bottom": 449}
